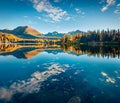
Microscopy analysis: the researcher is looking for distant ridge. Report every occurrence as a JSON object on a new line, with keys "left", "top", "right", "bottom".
{"left": 44, "top": 31, "right": 64, "bottom": 37}
{"left": 67, "top": 30, "right": 84, "bottom": 36}
{"left": 44, "top": 30, "right": 84, "bottom": 37}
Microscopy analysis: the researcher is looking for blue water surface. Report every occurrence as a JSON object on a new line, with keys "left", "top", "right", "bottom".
{"left": 0, "top": 47, "right": 120, "bottom": 103}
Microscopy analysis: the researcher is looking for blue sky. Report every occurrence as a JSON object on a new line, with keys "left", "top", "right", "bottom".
{"left": 0, "top": 0, "right": 120, "bottom": 33}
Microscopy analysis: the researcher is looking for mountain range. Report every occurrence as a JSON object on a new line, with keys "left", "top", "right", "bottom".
{"left": 67, "top": 30, "right": 84, "bottom": 36}
{"left": 0, "top": 26, "right": 84, "bottom": 38}
{"left": 44, "top": 30, "right": 84, "bottom": 37}
{"left": 44, "top": 31, "right": 64, "bottom": 37}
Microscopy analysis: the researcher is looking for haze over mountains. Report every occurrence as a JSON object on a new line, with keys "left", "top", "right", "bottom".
{"left": 0, "top": 26, "right": 84, "bottom": 38}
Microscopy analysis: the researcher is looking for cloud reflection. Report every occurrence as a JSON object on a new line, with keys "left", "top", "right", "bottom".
{"left": 101, "top": 72, "right": 116, "bottom": 84}
{"left": 0, "top": 64, "right": 66, "bottom": 101}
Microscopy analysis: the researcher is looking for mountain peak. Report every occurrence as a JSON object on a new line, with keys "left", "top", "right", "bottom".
{"left": 12, "top": 26, "right": 42, "bottom": 38}
{"left": 4, "top": 28, "right": 11, "bottom": 30}
{"left": 67, "top": 30, "right": 84, "bottom": 36}
{"left": 0, "top": 26, "right": 43, "bottom": 39}
{"left": 44, "top": 31, "right": 64, "bottom": 37}
{"left": 13, "top": 26, "right": 32, "bottom": 31}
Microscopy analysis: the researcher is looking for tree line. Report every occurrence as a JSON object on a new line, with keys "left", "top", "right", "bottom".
{"left": 61, "top": 29, "right": 120, "bottom": 45}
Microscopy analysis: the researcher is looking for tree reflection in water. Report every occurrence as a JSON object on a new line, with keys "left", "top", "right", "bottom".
{"left": 0, "top": 44, "right": 119, "bottom": 59}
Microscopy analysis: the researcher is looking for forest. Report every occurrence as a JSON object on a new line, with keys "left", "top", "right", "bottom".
{"left": 61, "top": 29, "right": 120, "bottom": 45}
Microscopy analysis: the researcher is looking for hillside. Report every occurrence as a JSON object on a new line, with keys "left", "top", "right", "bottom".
{"left": 0, "top": 26, "right": 42, "bottom": 39}
{"left": 0, "top": 32, "right": 22, "bottom": 43}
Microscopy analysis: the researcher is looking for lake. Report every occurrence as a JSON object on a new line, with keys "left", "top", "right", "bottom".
{"left": 0, "top": 44, "right": 120, "bottom": 103}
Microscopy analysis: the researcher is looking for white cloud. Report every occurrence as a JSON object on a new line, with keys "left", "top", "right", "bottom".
{"left": 48, "top": 10, "right": 67, "bottom": 21}
{"left": 65, "top": 16, "right": 71, "bottom": 21}
{"left": 107, "top": 0, "right": 116, "bottom": 5}
{"left": 101, "top": 6, "right": 108, "bottom": 12}
{"left": 99, "top": 0, "right": 105, "bottom": 4}
{"left": 36, "top": 16, "right": 41, "bottom": 20}
{"left": 75, "top": 8, "right": 85, "bottom": 15}
{"left": 23, "top": 16, "right": 28, "bottom": 18}
{"left": 31, "top": 0, "right": 67, "bottom": 22}
{"left": 114, "top": 10, "right": 120, "bottom": 14}
{"left": 117, "top": 4, "right": 120, "bottom": 7}
{"left": 101, "top": 0, "right": 116, "bottom": 12}
{"left": 114, "top": 3, "right": 120, "bottom": 14}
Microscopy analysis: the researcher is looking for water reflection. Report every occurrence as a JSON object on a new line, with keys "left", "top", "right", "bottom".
{"left": 0, "top": 44, "right": 120, "bottom": 103}
{"left": 0, "top": 44, "right": 120, "bottom": 59}
{"left": 0, "top": 64, "right": 66, "bottom": 101}
{"left": 0, "top": 44, "right": 61, "bottom": 59}
{"left": 62, "top": 45, "right": 120, "bottom": 58}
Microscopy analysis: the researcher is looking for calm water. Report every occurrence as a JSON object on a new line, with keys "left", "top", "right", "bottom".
{"left": 0, "top": 44, "right": 120, "bottom": 103}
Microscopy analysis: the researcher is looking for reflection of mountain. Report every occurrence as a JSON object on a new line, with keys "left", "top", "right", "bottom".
{"left": 0, "top": 26, "right": 42, "bottom": 39}
{"left": 0, "top": 44, "right": 120, "bottom": 59}
{"left": 25, "top": 49, "right": 43, "bottom": 59}
{"left": 0, "top": 44, "right": 61, "bottom": 59}
{"left": 0, "top": 48, "right": 40, "bottom": 59}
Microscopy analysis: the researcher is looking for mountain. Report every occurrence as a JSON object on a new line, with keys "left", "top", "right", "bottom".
{"left": 0, "top": 26, "right": 42, "bottom": 39}
{"left": 12, "top": 26, "right": 42, "bottom": 38}
{"left": 67, "top": 30, "right": 84, "bottom": 36}
{"left": 44, "top": 30, "right": 84, "bottom": 37}
{"left": 44, "top": 31, "right": 64, "bottom": 37}
{"left": 0, "top": 47, "right": 38, "bottom": 59}
{"left": 0, "top": 26, "right": 84, "bottom": 38}
{"left": 1, "top": 28, "right": 11, "bottom": 34}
